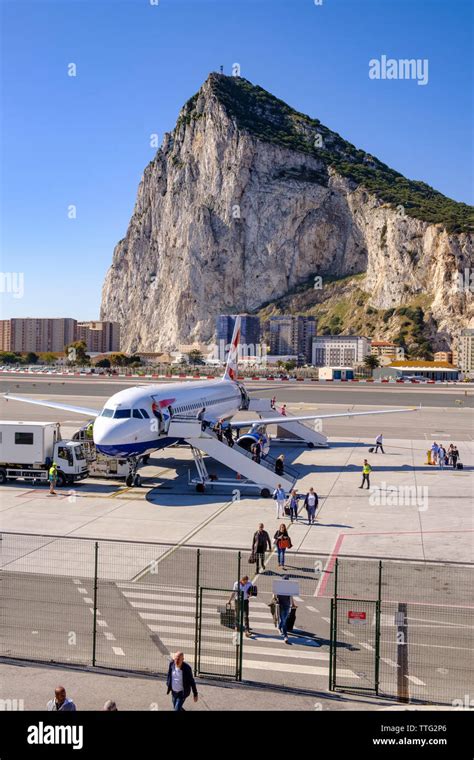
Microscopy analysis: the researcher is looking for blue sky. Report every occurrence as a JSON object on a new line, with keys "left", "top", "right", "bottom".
{"left": 1, "top": 0, "right": 472, "bottom": 320}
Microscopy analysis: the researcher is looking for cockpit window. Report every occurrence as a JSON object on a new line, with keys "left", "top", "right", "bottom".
{"left": 114, "top": 409, "right": 131, "bottom": 419}
{"left": 101, "top": 408, "right": 114, "bottom": 417}
{"left": 140, "top": 409, "right": 150, "bottom": 418}
{"left": 133, "top": 409, "right": 143, "bottom": 419}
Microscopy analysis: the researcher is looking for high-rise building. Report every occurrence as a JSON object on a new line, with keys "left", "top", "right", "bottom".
{"left": 457, "top": 329, "right": 474, "bottom": 373}
{"left": 312, "top": 335, "right": 370, "bottom": 367}
{"left": 6, "top": 318, "right": 77, "bottom": 353}
{"left": 269, "top": 316, "right": 316, "bottom": 364}
{"left": 0, "top": 320, "right": 12, "bottom": 351}
{"left": 216, "top": 315, "right": 261, "bottom": 355}
{"left": 77, "top": 321, "right": 121, "bottom": 353}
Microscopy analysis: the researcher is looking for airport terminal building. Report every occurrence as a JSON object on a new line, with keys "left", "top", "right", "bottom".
{"left": 373, "top": 360, "right": 460, "bottom": 381}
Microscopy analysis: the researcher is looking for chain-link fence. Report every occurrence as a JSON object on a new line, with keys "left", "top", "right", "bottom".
{"left": 329, "top": 558, "right": 474, "bottom": 705}
{"left": 1, "top": 532, "right": 473, "bottom": 704}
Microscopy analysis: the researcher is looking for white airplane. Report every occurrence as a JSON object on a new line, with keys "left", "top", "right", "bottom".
{"left": 4, "top": 317, "right": 416, "bottom": 486}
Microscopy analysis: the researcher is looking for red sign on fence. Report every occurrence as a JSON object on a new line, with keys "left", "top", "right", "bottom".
{"left": 348, "top": 611, "right": 367, "bottom": 625}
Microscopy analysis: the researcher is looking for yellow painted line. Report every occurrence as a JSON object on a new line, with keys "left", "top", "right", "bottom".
{"left": 107, "top": 486, "right": 133, "bottom": 498}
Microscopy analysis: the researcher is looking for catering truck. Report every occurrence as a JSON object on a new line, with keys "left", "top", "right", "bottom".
{"left": 0, "top": 421, "right": 89, "bottom": 486}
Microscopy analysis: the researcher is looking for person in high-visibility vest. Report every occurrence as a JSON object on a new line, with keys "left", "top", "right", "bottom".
{"left": 86, "top": 422, "right": 94, "bottom": 439}
{"left": 48, "top": 462, "right": 58, "bottom": 495}
{"left": 358, "top": 460, "right": 372, "bottom": 490}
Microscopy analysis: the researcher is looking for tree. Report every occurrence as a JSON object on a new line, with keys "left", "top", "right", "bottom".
{"left": 40, "top": 353, "right": 57, "bottom": 365}
{"left": 364, "top": 354, "right": 380, "bottom": 370}
{"left": 0, "top": 351, "right": 20, "bottom": 364}
{"left": 25, "top": 352, "right": 39, "bottom": 364}
{"left": 188, "top": 349, "right": 204, "bottom": 365}
{"left": 65, "top": 341, "right": 90, "bottom": 366}
{"left": 109, "top": 353, "right": 128, "bottom": 366}
{"left": 95, "top": 358, "right": 111, "bottom": 368}
{"left": 284, "top": 360, "right": 297, "bottom": 371}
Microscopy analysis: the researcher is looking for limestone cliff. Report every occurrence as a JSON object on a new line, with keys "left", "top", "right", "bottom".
{"left": 100, "top": 74, "right": 473, "bottom": 352}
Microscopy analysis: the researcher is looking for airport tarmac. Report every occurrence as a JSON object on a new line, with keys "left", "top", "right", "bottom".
{"left": 1, "top": 381, "right": 472, "bottom": 702}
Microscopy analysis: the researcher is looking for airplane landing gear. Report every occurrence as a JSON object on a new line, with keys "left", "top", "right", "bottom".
{"left": 126, "top": 457, "right": 141, "bottom": 487}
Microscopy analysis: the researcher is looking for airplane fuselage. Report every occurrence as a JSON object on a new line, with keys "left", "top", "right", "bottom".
{"left": 93, "top": 378, "right": 246, "bottom": 458}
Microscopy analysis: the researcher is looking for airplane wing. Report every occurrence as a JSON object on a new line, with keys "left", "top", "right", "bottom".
{"left": 3, "top": 393, "right": 100, "bottom": 418}
{"left": 229, "top": 407, "right": 417, "bottom": 428}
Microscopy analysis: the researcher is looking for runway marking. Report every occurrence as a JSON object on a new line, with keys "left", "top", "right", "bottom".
{"left": 406, "top": 675, "right": 425, "bottom": 686}
{"left": 321, "top": 617, "right": 331, "bottom": 624}
{"left": 112, "top": 647, "right": 125, "bottom": 656}
{"left": 77, "top": 588, "right": 88, "bottom": 594}
{"left": 131, "top": 497, "right": 235, "bottom": 582}
{"left": 83, "top": 598, "right": 93, "bottom": 604}
{"left": 103, "top": 632, "right": 116, "bottom": 641}
{"left": 306, "top": 606, "right": 319, "bottom": 612}
{"left": 359, "top": 642, "right": 374, "bottom": 651}
{"left": 97, "top": 619, "right": 108, "bottom": 627}
{"left": 382, "top": 658, "right": 399, "bottom": 668}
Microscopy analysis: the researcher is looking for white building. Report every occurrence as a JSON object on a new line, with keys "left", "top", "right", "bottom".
{"left": 312, "top": 335, "right": 370, "bottom": 367}
{"left": 457, "top": 329, "right": 474, "bottom": 374}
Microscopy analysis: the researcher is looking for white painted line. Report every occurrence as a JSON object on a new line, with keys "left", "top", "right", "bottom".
{"left": 77, "top": 588, "right": 88, "bottom": 594}
{"left": 112, "top": 647, "right": 125, "bottom": 656}
{"left": 73, "top": 579, "right": 81, "bottom": 585}
{"left": 240, "top": 659, "right": 359, "bottom": 678}
{"left": 381, "top": 658, "right": 398, "bottom": 667}
{"left": 360, "top": 642, "right": 374, "bottom": 651}
{"left": 128, "top": 601, "right": 270, "bottom": 619}
{"left": 83, "top": 598, "right": 93, "bottom": 604}
{"left": 103, "top": 632, "right": 116, "bottom": 641}
{"left": 140, "top": 613, "right": 279, "bottom": 630}
{"left": 406, "top": 675, "right": 425, "bottom": 686}
{"left": 97, "top": 620, "right": 108, "bottom": 628}
{"left": 293, "top": 596, "right": 303, "bottom": 602}
{"left": 341, "top": 629, "right": 356, "bottom": 638}
{"left": 321, "top": 617, "right": 330, "bottom": 623}
{"left": 121, "top": 590, "right": 268, "bottom": 609}
{"left": 160, "top": 638, "right": 329, "bottom": 660}
{"left": 306, "top": 606, "right": 319, "bottom": 613}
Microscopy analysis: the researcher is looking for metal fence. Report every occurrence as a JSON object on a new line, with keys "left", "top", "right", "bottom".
{"left": 329, "top": 558, "right": 474, "bottom": 705}
{"left": 2, "top": 532, "right": 473, "bottom": 705}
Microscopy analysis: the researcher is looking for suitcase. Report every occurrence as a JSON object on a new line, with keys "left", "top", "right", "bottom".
{"left": 218, "top": 604, "right": 236, "bottom": 629}
{"left": 368, "top": 447, "right": 375, "bottom": 453}
{"left": 456, "top": 462, "right": 464, "bottom": 470}
{"left": 286, "top": 607, "right": 296, "bottom": 632}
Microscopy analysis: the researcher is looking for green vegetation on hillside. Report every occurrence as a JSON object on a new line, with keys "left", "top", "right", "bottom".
{"left": 181, "top": 74, "right": 473, "bottom": 233}
{"left": 256, "top": 273, "right": 436, "bottom": 359}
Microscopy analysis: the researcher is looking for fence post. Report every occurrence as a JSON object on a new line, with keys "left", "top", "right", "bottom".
{"left": 92, "top": 541, "right": 99, "bottom": 667}
{"left": 329, "top": 598, "right": 334, "bottom": 690}
{"left": 374, "top": 559, "right": 382, "bottom": 695}
{"left": 193, "top": 548, "right": 201, "bottom": 674}
{"left": 236, "top": 551, "right": 242, "bottom": 681}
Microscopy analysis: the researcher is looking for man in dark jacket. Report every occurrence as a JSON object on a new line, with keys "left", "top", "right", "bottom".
{"left": 166, "top": 652, "right": 198, "bottom": 711}
{"left": 303, "top": 488, "right": 319, "bottom": 525}
{"left": 252, "top": 523, "right": 271, "bottom": 573}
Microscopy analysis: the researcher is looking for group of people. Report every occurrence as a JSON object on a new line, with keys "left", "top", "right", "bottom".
{"left": 212, "top": 418, "right": 235, "bottom": 447}
{"left": 430, "top": 441, "right": 460, "bottom": 469}
{"left": 229, "top": 570, "right": 296, "bottom": 645}
{"left": 46, "top": 686, "right": 117, "bottom": 712}
{"left": 272, "top": 485, "right": 319, "bottom": 524}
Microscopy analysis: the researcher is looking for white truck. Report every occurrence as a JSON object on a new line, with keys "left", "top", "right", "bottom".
{"left": 0, "top": 421, "right": 89, "bottom": 486}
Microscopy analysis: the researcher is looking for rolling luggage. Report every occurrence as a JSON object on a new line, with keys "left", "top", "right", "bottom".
{"left": 456, "top": 462, "right": 464, "bottom": 470}
{"left": 219, "top": 603, "right": 236, "bottom": 629}
{"left": 286, "top": 606, "right": 297, "bottom": 632}
{"left": 368, "top": 447, "right": 375, "bottom": 453}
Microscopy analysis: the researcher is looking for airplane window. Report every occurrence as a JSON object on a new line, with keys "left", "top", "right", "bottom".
{"left": 133, "top": 409, "right": 142, "bottom": 419}
{"left": 101, "top": 408, "right": 114, "bottom": 417}
{"left": 140, "top": 409, "right": 150, "bottom": 418}
{"left": 114, "top": 409, "right": 131, "bottom": 419}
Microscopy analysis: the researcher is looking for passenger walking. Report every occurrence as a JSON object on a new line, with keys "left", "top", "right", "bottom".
{"left": 279, "top": 404, "right": 287, "bottom": 416}
{"left": 166, "top": 652, "right": 198, "bottom": 711}
{"left": 224, "top": 424, "right": 234, "bottom": 447}
{"left": 48, "top": 462, "right": 58, "bottom": 495}
{"left": 359, "top": 459, "right": 372, "bottom": 490}
{"left": 275, "top": 586, "right": 296, "bottom": 645}
{"left": 197, "top": 407, "right": 207, "bottom": 431}
{"left": 304, "top": 487, "right": 319, "bottom": 524}
{"left": 251, "top": 440, "right": 262, "bottom": 464}
{"left": 286, "top": 489, "right": 299, "bottom": 523}
{"left": 47, "top": 686, "right": 77, "bottom": 711}
{"left": 214, "top": 419, "right": 223, "bottom": 442}
{"left": 451, "top": 445, "right": 459, "bottom": 469}
{"left": 438, "top": 444, "right": 446, "bottom": 469}
{"left": 251, "top": 523, "right": 272, "bottom": 573}
{"left": 374, "top": 433, "right": 385, "bottom": 454}
{"left": 228, "top": 575, "right": 253, "bottom": 637}
{"left": 270, "top": 396, "right": 276, "bottom": 410}
{"left": 274, "top": 524, "right": 292, "bottom": 569}
{"left": 431, "top": 442, "right": 439, "bottom": 465}
{"left": 273, "top": 484, "right": 286, "bottom": 519}
{"left": 275, "top": 454, "right": 285, "bottom": 476}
